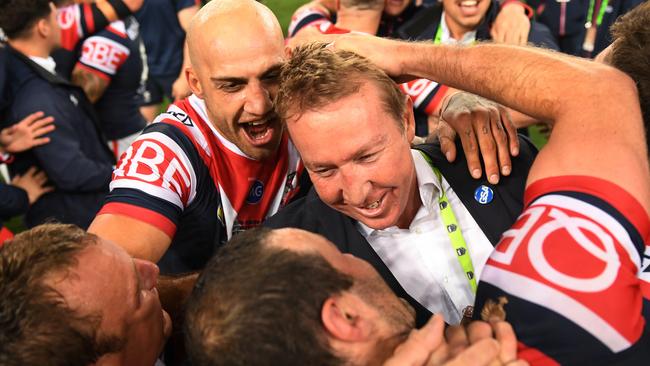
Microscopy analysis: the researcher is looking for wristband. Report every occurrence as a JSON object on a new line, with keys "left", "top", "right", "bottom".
{"left": 500, "top": 0, "right": 534, "bottom": 19}
{"left": 107, "top": 0, "right": 132, "bottom": 18}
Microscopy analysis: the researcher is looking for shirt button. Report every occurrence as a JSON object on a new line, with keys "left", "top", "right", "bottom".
{"left": 443, "top": 276, "right": 449, "bottom": 283}
{"left": 415, "top": 227, "right": 422, "bottom": 234}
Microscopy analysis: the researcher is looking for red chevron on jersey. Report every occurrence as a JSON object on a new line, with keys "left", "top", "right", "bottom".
{"left": 481, "top": 176, "right": 650, "bottom": 354}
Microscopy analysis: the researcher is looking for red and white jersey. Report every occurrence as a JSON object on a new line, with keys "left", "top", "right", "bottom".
{"left": 99, "top": 95, "right": 305, "bottom": 273}
{"left": 288, "top": 4, "right": 332, "bottom": 37}
{"left": 475, "top": 176, "right": 650, "bottom": 365}
{"left": 57, "top": 4, "right": 98, "bottom": 51}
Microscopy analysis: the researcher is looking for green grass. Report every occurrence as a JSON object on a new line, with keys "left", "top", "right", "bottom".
{"left": 265, "top": 0, "right": 310, "bottom": 35}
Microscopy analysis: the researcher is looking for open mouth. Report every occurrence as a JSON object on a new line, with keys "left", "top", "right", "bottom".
{"left": 241, "top": 118, "right": 276, "bottom": 146}
{"left": 457, "top": 0, "right": 481, "bottom": 16}
{"left": 356, "top": 194, "right": 386, "bottom": 218}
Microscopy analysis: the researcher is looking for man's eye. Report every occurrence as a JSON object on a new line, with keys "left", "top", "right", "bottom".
{"left": 262, "top": 72, "right": 280, "bottom": 83}
{"left": 220, "top": 84, "right": 243, "bottom": 92}
{"left": 313, "top": 168, "right": 334, "bottom": 177}
{"left": 358, "top": 153, "right": 376, "bottom": 163}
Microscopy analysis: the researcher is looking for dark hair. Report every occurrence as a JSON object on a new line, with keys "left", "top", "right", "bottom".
{"left": 609, "top": 1, "right": 650, "bottom": 140}
{"left": 276, "top": 42, "right": 407, "bottom": 132}
{"left": 0, "top": 0, "right": 52, "bottom": 40}
{"left": 185, "top": 227, "right": 354, "bottom": 366}
{"left": 0, "top": 224, "right": 124, "bottom": 366}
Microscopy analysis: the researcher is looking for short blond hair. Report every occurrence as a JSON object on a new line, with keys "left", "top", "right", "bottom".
{"left": 276, "top": 42, "right": 407, "bottom": 131}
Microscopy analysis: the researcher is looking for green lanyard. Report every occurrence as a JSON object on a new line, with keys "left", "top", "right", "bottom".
{"left": 419, "top": 151, "right": 478, "bottom": 293}
{"left": 434, "top": 22, "right": 443, "bottom": 44}
{"left": 586, "top": 0, "right": 609, "bottom": 28}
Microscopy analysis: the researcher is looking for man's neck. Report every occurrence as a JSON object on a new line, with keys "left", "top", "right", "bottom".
{"left": 335, "top": 9, "right": 383, "bottom": 35}
{"left": 8, "top": 38, "right": 51, "bottom": 58}
{"left": 443, "top": 13, "right": 473, "bottom": 41}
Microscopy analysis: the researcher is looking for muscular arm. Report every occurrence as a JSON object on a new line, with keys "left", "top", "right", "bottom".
{"left": 89, "top": 213, "right": 172, "bottom": 262}
{"left": 71, "top": 66, "right": 109, "bottom": 103}
{"left": 333, "top": 38, "right": 650, "bottom": 213}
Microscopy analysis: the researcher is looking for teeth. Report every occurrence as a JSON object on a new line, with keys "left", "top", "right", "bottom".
{"left": 366, "top": 200, "right": 380, "bottom": 209}
{"left": 460, "top": 0, "right": 477, "bottom": 5}
{"left": 248, "top": 121, "right": 267, "bottom": 126}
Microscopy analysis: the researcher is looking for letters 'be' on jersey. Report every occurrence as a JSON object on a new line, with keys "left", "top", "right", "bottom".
{"left": 475, "top": 176, "right": 650, "bottom": 365}
{"left": 98, "top": 95, "right": 305, "bottom": 274}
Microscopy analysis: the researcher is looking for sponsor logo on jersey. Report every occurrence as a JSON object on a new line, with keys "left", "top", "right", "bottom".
{"left": 246, "top": 180, "right": 264, "bottom": 205}
{"left": 81, "top": 37, "right": 130, "bottom": 75}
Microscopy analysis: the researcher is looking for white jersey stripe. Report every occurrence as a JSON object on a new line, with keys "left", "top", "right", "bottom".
{"left": 481, "top": 264, "right": 632, "bottom": 352}
{"left": 110, "top": 179, "right": 184, "bottom": 209}
{"left": 531, "top": 195, "right": 641, "bottom": 270}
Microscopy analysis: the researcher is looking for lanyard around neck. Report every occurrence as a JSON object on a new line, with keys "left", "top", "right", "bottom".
{"left": 434, "top": 22, "right": 443, "bottom": 44}
{"left": 419, "top": 151, "right": 478, "bottom": 293}
{"left": 586, "top": 0, "right": 609, "bottom": 28}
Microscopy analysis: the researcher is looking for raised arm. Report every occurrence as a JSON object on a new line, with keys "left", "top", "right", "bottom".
{"left": 331, "top": 37, "right": 650, "bottom": 212}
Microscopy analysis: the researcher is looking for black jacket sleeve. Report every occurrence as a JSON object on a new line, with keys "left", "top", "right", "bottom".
{"left": 0, "top": 183, "right": 28, "bottom": 220}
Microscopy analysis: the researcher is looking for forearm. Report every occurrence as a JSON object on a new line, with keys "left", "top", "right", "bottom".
{"left": 396, "top": 42, "right": 617, "bottom": 123}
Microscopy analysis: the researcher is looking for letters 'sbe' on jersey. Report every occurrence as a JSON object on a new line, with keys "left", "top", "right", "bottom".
{"left": 76, "top": 17, "right": 147, "bottom": 140}
{"left": 98, "top": 95, "right": 304, "bottom": 273}
{"left": 475, "top": 176, "right": 650, "bottom": 365}
{"left": 316, "top": 23, "right": 448, "bottom": 116}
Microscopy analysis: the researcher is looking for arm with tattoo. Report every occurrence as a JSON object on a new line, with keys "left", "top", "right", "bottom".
{"left": 71, "top": 66, "right": 110, "bottom": 104}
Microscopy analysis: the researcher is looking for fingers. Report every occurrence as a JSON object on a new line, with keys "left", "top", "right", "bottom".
{"left": 19, "top": 111, "right": 46, "bottom": 126}
{"left": 490, "top": 108, "right": 512, "bottom": 177}
{"left": 446, "top": 338, "right": 501, "bottom": 366}
{"left": 474, "top": 107, "right": 500, "bottom": 184}
{"left": 435, "top": 118, "right": 458, "bottom": 163}
{"left": 500, "top": 107, "right": 520, "bottom": 156}
{"left": 492, "top": 321, "right": 518, "bottom": 364}
{"left": 466, "top": 321, "right": 494, "bottom": 345}
{"left": 445, "top": 324, "right": 469, "bottom": 358}
{"left": 383, "top": 314, "right": 446, "bottom": 366}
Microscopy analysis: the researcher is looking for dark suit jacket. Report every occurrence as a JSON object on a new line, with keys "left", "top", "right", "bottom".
{"left": 266, "top": 137, "right": 537, "bottom": 326}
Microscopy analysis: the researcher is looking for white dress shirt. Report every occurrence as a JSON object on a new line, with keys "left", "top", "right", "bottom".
{"left": 28, "top": 56, "right": 57, "bottom": 75}
{"left": 358, "top": 150, "right": 494, "bottom": 324}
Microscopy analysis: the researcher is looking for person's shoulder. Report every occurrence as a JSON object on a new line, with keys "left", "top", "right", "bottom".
{"left": 265, "top": 188, "right": 329, "bottom": 229}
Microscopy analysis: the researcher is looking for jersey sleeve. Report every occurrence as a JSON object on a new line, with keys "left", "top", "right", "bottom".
{"left": 475, "top": 176, "right": 650, "bottom": 365}
{"left": 76, "top": 31, "right": 130, "bottom": 82}
{"left": 57, "top": 3, "right": 112, "bottom": 51}
{"left": 288, "top": 5, "right": 332, "bottom": 38}
{"left": 98, "top": 123, "right": 198, "bottom": 238}
{"left": 399, "top": 79, "right": 448, "bottom": 116}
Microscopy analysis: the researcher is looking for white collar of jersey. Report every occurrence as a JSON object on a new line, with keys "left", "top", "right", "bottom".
{"left": 29, "top": 56, "right": 57, "bottom": 75}
{"left": 357, "top": 149, "right": 444, "bottom": 237}
{"left": 187, "top": 94, "right": 254, "bottom": 160}
{"left": 440, "top": 11, "right": 477, "bottom": 46}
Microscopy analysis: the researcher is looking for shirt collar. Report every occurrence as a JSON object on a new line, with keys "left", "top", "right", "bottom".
{"left": 357, "top": 149, "right": 443, "bottom": 237}
{"left": 29, "top": 55, "right": 57, "bottom": 75}
{"left": 440, "top": 11, "right": 477, "bottom": 45}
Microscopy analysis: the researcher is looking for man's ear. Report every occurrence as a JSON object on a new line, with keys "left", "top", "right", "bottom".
{"left": 321, "top": 293, "right": 370, "bottom": 342}
{"left": 186, "top": 67, "right": 204, "bottom": 98}
{"left": 403, "top": 96, "right": 416, "bottom": 142}
{"left": 35, "top": 18, "right": 50, "bottom": 39}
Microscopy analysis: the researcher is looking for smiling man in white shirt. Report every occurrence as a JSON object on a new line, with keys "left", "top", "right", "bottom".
{"left": 266, "top": 42, "right": 538, "bottom": 326}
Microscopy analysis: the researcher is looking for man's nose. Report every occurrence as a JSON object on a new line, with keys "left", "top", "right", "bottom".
{"left": 243, "top": 82, "right": 273, "bottom": 117}
{"left": 134, "top": 258, "right": 160, "bottom": 290}
{"left": 340, "top": 167, "right": 372, "bottom": 207}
